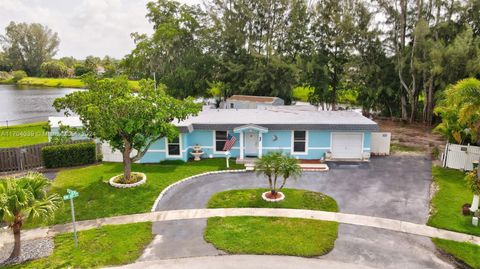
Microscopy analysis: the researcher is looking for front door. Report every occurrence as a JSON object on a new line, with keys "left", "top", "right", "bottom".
{"left": 245, "top": 132, "right": 259, "bottom": 157}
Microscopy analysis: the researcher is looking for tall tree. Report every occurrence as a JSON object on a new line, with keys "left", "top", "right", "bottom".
{"left": 0, "top": 22, "right": 59, "bottom": 76}
{"left": 53, "top": 76, "right": 201, "bottom": 181}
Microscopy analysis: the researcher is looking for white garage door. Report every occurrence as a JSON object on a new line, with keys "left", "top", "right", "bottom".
{"left": 331, "top": 133, "right": 363, "bottom": 159}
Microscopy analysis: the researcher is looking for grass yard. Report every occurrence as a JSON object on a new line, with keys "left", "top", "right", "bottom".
{"left": 204, "top": 188, "right": 339, "bottom": 256}
{"left": 428, "top": 166, "right": 479, "bottom": 236}
{"left": 27, "top": 159, "right": 243, "bottom": 227}
{"left": 205, "top": 216, "right": 338, "bottom": 257}
{"left": 390, "top": 142, "right": 424, "bottom": 153}
{"left": 1, "top": 77, "right": 140, "bottom": 90}
{"left": 17, "top": 77, "right": 86, "bottom": 88}
{"left": 208, "top": 188, "right": 339, "bottom": 211}
{"left": 0, "top": 122, "right": 49, "bottom": 148}
{"left": 432, "top": 238, "right": 480, "bottom": 269}
{"left": 428, "top": 167, "right": 480, "bottom": 268}
{"left": 6, "top": 222, "right": 153, "bottom": 269}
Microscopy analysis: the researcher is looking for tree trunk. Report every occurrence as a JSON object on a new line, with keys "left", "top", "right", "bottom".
{"left": 9, "top": 219, "right": 22, "bottom": 259}
{"left": 409, "top": 97, "right": 417, "bottom": 123}
{"left": 123, "top": 140, "right": 132, "bottom": 183}
{"left": 400, "top": 94, "right": 408, "bottom": 121}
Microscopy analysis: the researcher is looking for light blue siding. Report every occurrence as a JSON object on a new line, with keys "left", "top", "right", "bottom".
{"left": 138, "top": 129, "right": 372, "bottom": 163}
{"left": 363, "top": 132, "right": 371, "bottom": 151}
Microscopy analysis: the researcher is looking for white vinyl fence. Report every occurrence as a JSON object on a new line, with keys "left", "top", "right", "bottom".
{"left": 100, "top": 143, "right": 138, "bottom": 162}
{"left": 442, "top": 143, "right": 480, "bottom": 171}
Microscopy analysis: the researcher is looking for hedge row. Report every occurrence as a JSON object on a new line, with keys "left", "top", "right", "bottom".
{"left": 42, "top": 141, "right": 97, "bottom": 168}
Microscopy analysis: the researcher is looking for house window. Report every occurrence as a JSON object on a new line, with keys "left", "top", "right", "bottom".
{"left": 215, "top": 131, "right": 228, "bottom": 152}
{"left": 167, "top": 136, "right": 181, "bottom": 156}
{"left": 293, "top": 131, "right": 306, "bottom": 153}
{"left": 230, "top": 103, "right": 235, "bottom": 108}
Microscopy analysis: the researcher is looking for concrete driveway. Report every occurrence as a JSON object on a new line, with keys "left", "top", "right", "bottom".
{"left": 141, "top": 155, "right": 453, "bottom": 269}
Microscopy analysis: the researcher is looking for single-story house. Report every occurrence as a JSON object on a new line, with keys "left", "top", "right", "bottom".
{"left": 141, "top": 107, "right": 378, "bottom": 163}
{"left": 225, "top": 95, "right": 284, "bottom": 109}
{"left": 49, "top": 107, "right": 379, "bottom": 163}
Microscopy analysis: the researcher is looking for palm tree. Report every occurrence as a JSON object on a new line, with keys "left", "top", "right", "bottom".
{"left": 448, "top": 78, "right": 480, "bottom": 144}
{"left": 278, "top": 155, "right": 302, "bottom": 190}
{"left": 0, "top": 172, "right": 61, "bottom": 259}
{"left": 449, "top": 78, "right": 480, "bottom": 210}
{"left": 255, "top": 152, "right": 302, "bottom": 198}
{"left": 255, "top": 152, "right": 282, "bottom": 195}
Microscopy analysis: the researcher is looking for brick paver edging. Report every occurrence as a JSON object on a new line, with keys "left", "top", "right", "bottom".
{"left": 150, "top": 169, "right": 248, "bottom": 212}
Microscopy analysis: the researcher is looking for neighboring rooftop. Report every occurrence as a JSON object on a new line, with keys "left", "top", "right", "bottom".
{"left": 177, "top": 106, "right": 378, "bottom": 132}
{"left": 227, "top": 95, "right": 283, "bottom": 103}
{"left": 48, "top": 116, "right": 83, "bottom": 128}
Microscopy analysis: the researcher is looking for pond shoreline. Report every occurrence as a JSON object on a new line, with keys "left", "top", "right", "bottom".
{"left": 0, "top": 77, "right": 139, "bottom": 90}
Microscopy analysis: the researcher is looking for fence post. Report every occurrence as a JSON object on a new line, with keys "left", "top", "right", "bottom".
{"left": 442, "top": 143, "right": 448, "bottom": 168}
{"left": 15, "top": 148, "right": 23, "bottom": 171}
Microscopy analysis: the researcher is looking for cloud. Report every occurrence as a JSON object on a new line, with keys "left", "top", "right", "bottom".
{"left": 0, "top": 0, "right": 202, "bottom": 59}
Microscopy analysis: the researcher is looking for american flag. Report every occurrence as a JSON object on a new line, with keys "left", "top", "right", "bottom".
{"left": 223, "top": 134, "right": 237, "bottom": 151}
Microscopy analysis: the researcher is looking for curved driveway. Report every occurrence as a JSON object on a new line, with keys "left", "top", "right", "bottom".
{"left": 141, "top": 156, "right": 453, "bottom": 269}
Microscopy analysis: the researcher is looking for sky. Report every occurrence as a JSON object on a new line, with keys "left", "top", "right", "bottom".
{"left": 0, "top": 0, "right": 202, "bottom": 59}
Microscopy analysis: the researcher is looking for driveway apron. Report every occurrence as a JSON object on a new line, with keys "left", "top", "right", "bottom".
{"left": 140, "top": 155, "right": 453, "bottom": 269}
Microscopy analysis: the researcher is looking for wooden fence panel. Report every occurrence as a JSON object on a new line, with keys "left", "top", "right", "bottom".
{"left": 0, "top": 140, "right": 94, "bottom": 172}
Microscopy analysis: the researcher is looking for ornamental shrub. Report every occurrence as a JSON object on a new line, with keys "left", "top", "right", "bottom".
{"left": 12, "top": 70, "right": 27, "bottom": 82}
{"left": 42, "top": 141, "right": 96, "bottom": 168}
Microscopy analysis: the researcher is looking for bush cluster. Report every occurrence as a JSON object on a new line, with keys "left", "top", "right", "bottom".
{"left": 42, "top": 141, "right": 97, "bottom": 168}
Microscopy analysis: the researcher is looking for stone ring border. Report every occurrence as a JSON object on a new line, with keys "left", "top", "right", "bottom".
{"left": 109, "top": 172, "right": 147, "bottom": 188}
{"left": 150, "top": 169, "right": 248, "bottom": 212}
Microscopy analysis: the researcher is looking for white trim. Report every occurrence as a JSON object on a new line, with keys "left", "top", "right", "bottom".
{"left": 291, "top": 130, "right": 309, "bottom": 155}
{"left": 263, "top": 147, "right": 291, "bottom": 150}
{"left": 147, "top": 149, "right": 166, "bottom": 153}
{"left": 165, "top": 134, "right": 183, "bottom": 158}
{"left": 259, "top": 132, "right": 263, "bottom": 157}
{"left": 363, "top": 147, "right": 371, "bottom": 150}
{"left": 309, "top": 147, "right": 331, "bottom": 150}
{"left": 240, "top": 132, "right": 244, "bottom": 159}
{"left": 233, "top": 124, "right": 268, "bottom": 133}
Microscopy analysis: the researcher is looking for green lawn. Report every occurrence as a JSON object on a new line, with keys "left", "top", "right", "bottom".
{"left": 208, "top": 188, "right": 339, "bottom": 211}
{"left": 6, "top": 222, "right": 153, "bottom": 269}
{"left": 390, "top": 142, "right": 424, "bottom": 153}
{"left": 0, "top": 122, "right": 49, "bottom": 148}
{"left": 0, "top": 77, "right": 140, "bottom": 90}
{"left": 428, "top": 166, "right": 479, "bottom": 236}
{"left": 428, "top": 166, "right": 480, "bottom": 267}
{"left": 28, "top": 159, "right": 243, "bottom": 227}
{"left": 17, "top": 77, "right": 86, "bottom": 88}
{"left": 432, "top": 238, "right": 480, "bottom": 269}
{"left": 204, "top": 188, "right": 339, "bottom": 256}
{"left": 205, "top": 216, "right": 338, "bottom": 257}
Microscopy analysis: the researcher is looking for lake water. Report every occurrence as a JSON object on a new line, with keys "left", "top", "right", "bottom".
{"left": 0, "top": 84, "right": 79, "bottom": 126}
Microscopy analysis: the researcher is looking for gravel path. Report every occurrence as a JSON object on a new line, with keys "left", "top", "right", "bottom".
{"left": 0, "top": 237, "right": 54, "bottom": 266}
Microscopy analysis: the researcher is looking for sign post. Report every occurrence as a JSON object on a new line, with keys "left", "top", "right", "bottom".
{"left": 63, "top": 189, "right": 79, "bottom": 247}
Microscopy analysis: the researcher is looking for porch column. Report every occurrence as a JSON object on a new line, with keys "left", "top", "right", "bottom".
{"left": 239, "top": 132, "right": 244, "bottom": 159}
{"left": 258, "top": 132, "right": 263, "bottom": 158}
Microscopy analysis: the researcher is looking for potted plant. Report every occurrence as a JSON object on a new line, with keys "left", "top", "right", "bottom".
{"left": 462, "top": 203, "right": 472, "bottom": 216}
{"left": 325, "top": 151, "right": 332, "bottom": 160}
